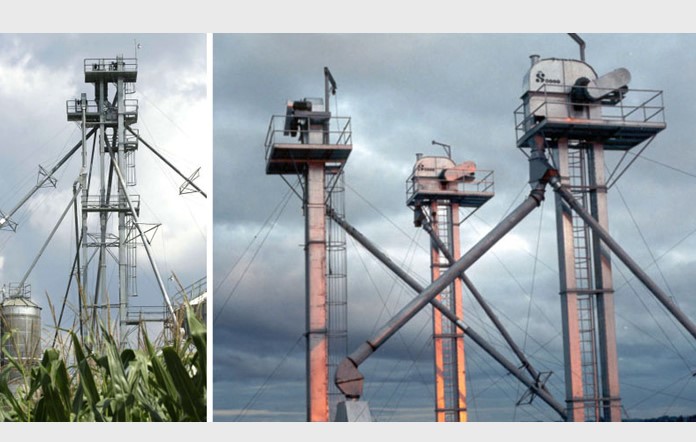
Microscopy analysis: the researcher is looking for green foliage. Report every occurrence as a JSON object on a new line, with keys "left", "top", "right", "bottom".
{"left": 0, "top": 307, "right": 206, "bottom": 422}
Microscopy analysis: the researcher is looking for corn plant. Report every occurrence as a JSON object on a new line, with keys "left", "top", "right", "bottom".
{"left": 0, "top": 306, "right": 206, "bottom": 422}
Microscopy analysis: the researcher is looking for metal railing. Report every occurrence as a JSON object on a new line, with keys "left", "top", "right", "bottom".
{"left": 514, "top": 84, "right": 665, "bottom": 144}
{"left": 66, "top": 99, "right": 139, "bottom": 117}
{"left": 264, "top": 115, "right": 352, "bottom": 160}
{"left": 83, "top": 194, "right": 140, "bottom": 211}
{"left": 405, "top": 169, "right": 495, "bottom": 202}
{"left": 172, "top": 276, "right": 207, "bottom": 306}
{"left": 126, "top": 306, "right": 168, "bottom": 323}
{"left": 3, "top": 283, "right": 31, "bottom": 300}
{"left": 121, "top": 277, "right": 207, "bottom": 325}
{"left": 84, "top": 58, "right": 137, "bottom": 75}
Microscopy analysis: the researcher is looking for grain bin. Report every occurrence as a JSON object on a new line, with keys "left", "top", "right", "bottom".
{"left": 0, "top": 291, "right": 42, "bottom": 368}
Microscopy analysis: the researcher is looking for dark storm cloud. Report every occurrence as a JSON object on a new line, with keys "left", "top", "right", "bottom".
{"left": 214, "top": 34, "right": 696, "bottom": 422}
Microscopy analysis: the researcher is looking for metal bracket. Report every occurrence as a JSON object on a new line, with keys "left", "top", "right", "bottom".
{"left": 516, "top": 371, "right": 553, "bottom": 406}
{"left": 126, "top": 222, "right": 161, "bottom": 245}
{"left": 528, "top": 148, "right": 558, "bottom": 187}
{"left": 0, "top": 210, "right": 18, "bottom": 231}
{"left": 37, "top": 165, "right": 58, "bottom": 188}
{"left": 179, "top": 167, "right": 202, "bottom": 195}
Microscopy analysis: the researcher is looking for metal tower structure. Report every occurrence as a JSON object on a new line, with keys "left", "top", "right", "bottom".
{"left": 514, "top": 53, "right": 666, "bottom": 420}
{"left": 406, "top": 152, "right": 494, "bottom": 421}
{"left": 331, "top": 37, "right": 696, "bottom": 423}
{"left": 264, "top": 68, "right": 352, "bottom": 422}
{"left": 66, "top": 57, "right": 143, "bottom": 345}
{"left": 0, "top": 54, "right": 206, "bottom": 351}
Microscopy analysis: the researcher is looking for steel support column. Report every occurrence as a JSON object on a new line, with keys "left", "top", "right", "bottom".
{"left": 305, "top": 163, "right": 329, "bottom": 422}
{"left": 587, "top": 144, "right": 621, "bottom": 421}
{"left": 551, "top": 178, "right": 696, "bottom": 341}
{"left": 95, "top": 79, "right": 108, "bottom": 332}
{"left": 430, "top": 202, "right": 467, "bottom": 422}
{"left": 117, "top": 76, "right": 129, "bottom": 346}
{"left": 552, "top": 138, "right": 621, "bottom": 421}
{"left": 553, "top": 139, "right": 585, "bottom": 421}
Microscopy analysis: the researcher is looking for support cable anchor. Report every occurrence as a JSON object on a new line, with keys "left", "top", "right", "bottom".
{"left": 179, "top": 167, "right": 201, "bottom": 195}
{"left": 37, "top": 165, "right": 58, "bottom": 188}
{"left": 0, "top": 211, "right": 18, "bottom": 231}
{"left": 516, "top": 371, "right": 553, "bottom": 406}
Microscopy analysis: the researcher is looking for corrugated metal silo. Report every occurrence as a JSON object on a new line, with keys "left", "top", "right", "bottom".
{"left": 0, "top": 294, "right": 42, "bottom": 368}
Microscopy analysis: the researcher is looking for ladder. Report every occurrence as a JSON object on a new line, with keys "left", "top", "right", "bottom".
{"left": 568, "top": 147, "right": 600, "bottom": 421}
{"left": 125, "top": 149, "right": 137, "bottom": 186}
{"left": 326, "top": 171, "right": 348, "bottom": 421}
{"left": 126, "top": 217, "right": 138, "bottom": 299}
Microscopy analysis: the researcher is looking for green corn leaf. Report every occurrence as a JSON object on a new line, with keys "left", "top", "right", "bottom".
{"left": 143, "top": 331, "right": 180, "bottom": 421}
{"left": 71, "top": 382, "right": 85, "bottom": 422}
{"left": 162, "top": 346, "right": 205, "bottom": 421}
{"left": 38, "top": 350, "right": 72, "bottom": 421}
{"left": 0, "top": 369, "right": 29, "bottom": 421}
{"left": 101, "top": 330, "right": 129, "bottom": 398}
{"left": 185, "top": 307, "right": 207, "bottom": 388}
{"left": 70, "top": 332, "right": 104, "bottom": 422}
{"left": 1, "top": 308, "right": 206, "bottom": 422}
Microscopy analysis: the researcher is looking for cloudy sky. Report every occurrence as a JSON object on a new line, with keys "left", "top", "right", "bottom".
{"left": 0, "top": 34, "right": 208, "bottom": 346}
{"left": 212, "top": 33, "right": 696, "bottom": 423}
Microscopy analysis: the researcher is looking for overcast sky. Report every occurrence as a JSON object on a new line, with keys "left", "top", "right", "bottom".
{"left": 213, "top": 33, "right": 696, "bottom": 423}
{"left": 0, "top": 34, "right": 208, "bottom": 346}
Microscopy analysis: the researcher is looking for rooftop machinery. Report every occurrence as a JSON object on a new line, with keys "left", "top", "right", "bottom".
{"left": 406, "top": 151, "right": 494, "bottom": 421}
{"left": 0, "top": 55, "right": 206, "bottom": 351}
{"left": 514, "top": 43, "right": 667, "bottom": 420}
{"left": 264, "top": 68, "right": 352, "bottom": 422}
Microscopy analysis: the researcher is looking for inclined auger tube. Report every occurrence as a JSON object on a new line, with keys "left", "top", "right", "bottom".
{"left": 550, "top": 176, "right": 696, "bottom": 342}
{"left": 333, "top": 182, "right": 561, "bottom": 411}
{"left": 126, "top": 126, "right": 207, "bottom": 198}
{"left": 417, "top": 208, "right": 551, "bottom": 395}
{"left": 17, "top": 183, "right": 82, "bottom": 290}
{"left": 329, "top": 205, "right": 566, "bottom": 419}
{"left": 0, "top": 127, "right": 97, "bottom": 231}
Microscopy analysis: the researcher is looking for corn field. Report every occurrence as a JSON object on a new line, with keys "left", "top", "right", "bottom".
{"left": 0, "top": 307, "right": 206, "bottom": 422}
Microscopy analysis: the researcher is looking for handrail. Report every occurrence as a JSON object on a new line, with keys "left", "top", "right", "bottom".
{"left": 66, "top": 99, "right": 139, "bottom": 115}
{"left": 172, "top": 276, "right": 207, "bottom": 305}
{"left": 84, "top": 58, "right": 137, "bottom": 74}
{"left": 264, "top": 115, "right": 352, "bottom": 159}
{"left": 405, "top": 169, "right": 495, "bottom": 202}
{"left": 2, "top": 283, "right": 31, "bottom": 300}
{"left": 514, "top": 84, "right": 665, "bottom": 145}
